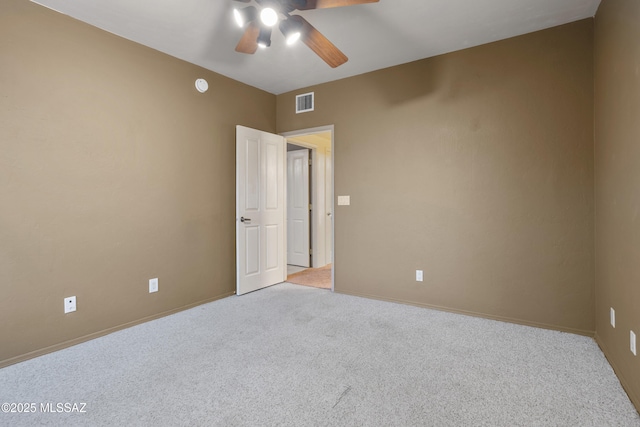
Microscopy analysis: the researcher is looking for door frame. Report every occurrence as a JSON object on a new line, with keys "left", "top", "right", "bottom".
{"left": 281, "top": 125, "right": 335, "bottom": 291}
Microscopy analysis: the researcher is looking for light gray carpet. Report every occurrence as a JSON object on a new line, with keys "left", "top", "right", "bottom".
{"left": 1, "top": 283, "right": 639, "bottom": 426}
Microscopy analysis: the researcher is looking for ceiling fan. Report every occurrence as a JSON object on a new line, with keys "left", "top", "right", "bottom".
{"left": 232, "top": 0, "right": 379, "bottom": 68}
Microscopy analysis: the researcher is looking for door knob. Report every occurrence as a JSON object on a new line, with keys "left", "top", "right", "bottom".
{"left": 240, "top": 217, "right": 251, "bottom": 223}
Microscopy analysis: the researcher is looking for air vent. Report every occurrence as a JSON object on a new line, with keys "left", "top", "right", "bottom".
{"left": 295, "top": 92, "right": 314, "bottom": 114}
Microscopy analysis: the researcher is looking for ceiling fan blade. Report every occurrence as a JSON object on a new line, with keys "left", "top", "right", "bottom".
{"left": 295, "top": 0, "right": 379, "bottom": 10}
{"left": 288, "top": 15, "right": 347, "bottom": 68}
{"left": 235, "top": 21, "right": 260, "bottom": 54}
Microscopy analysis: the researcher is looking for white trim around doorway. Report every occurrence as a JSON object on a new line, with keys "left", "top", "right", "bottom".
{"left": 281, "top": 125, "right": 335, "bottom": 292}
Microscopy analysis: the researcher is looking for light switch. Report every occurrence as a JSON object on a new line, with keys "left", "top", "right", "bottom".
{"left": 338, "top": 196, "right": 350, "bottom": 206}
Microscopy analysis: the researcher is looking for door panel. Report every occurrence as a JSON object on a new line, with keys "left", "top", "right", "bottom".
{"left": 245, "top": 139, "right": 260, "bottom": 211}
{"left": 245, "top": 226, "right": 260, "bottom": 275}
{"left": 236, "top": 126, "right": 286, "bottom": 295}
{"left": 265, "top": 142, "right": 279, "bottom": 210}
{"left": 293, "top": 220, "right": 305, "bottom": 254}
{"left": 265, "top": 225, "right": 279, "bottom": 270}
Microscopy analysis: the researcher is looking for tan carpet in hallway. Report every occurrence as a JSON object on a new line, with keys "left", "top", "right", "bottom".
{"left": 286, "top": 264, "right": 332, "bottom": 289}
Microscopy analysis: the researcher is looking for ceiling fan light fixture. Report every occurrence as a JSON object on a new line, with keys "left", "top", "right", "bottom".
{"left": 260, "top": 7, "right": 279, "bottom": 27}
{"left": 279, "top": 19, "right": 302, "bottom": 46}
{"left": 233, "top": 6, "right": 257, "bottom": 28}
{"left": 286, "top": 31, "right": 301, "bottom": 45}
{"left": 257, "top": 27, "right": 272, "bottom": 49}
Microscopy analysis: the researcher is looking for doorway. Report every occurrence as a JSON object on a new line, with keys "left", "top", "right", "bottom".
{"left": 234, "top": 125, "right": 334, "bottom": 295}
{"left": 282, "top": 126, "right": 334, "bottom": 291}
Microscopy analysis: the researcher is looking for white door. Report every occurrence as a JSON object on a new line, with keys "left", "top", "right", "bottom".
{"left": 287, "top": 149, "right": 310, "bottom": 267}
{"left": 236, "top": 125, "right": 286, "bottom": 296}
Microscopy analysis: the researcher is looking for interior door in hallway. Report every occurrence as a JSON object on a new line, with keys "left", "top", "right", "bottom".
{"left": 287, "top": 149, "right": 310, "bottom": 267}
{"left": 236, "top": 125, "right": 286, "bottom": 296}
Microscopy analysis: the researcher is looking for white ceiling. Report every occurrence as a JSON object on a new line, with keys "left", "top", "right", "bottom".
{"left": 31, "top": 0, "right": 601, "bottom": 95}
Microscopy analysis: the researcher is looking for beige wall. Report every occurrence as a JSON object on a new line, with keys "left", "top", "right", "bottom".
{"left": 0, "top": 0, "right": 275, "bottom": 366}
{"left": 278, "top": 20, "right": 595, "bottom": 335}
{"left": 594, "top": 0, "right": 640, "bottom": 410}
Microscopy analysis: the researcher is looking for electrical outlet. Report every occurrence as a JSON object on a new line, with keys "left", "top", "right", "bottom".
{"left": 631, "top": 331, "right": 637, "bottom": 356}
{"left": 149, "top": 278, "right": 158, "bottom": 293}
{"left": 64, "top": 296, "right": 76, "bottom": 314}
{"left": 610, "top": 307, "right": 616, "bottom": 328}
{"left": 416, "top": 270, "right": 423, "bottom": 282}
